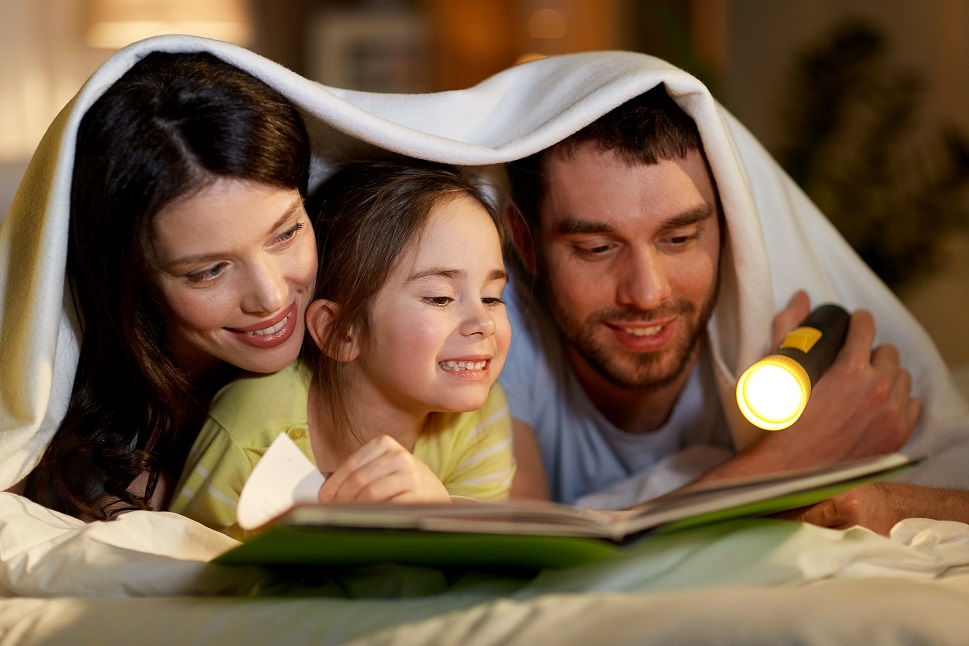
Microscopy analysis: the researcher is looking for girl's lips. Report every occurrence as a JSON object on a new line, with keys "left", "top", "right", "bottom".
{"left": 438, "top": 357, "right": 492, "bottom": 379}
{"left": 227, "top": 302, "right": 299, "bottom": 349}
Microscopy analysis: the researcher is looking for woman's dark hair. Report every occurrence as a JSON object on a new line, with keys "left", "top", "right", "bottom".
{"left": 304, "top": 160, "right": 503, "bottom": 441}
{"left": 24, "top": 51, "right": 311, "bottom": 519}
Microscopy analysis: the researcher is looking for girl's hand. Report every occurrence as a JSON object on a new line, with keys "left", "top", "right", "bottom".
{"left": 317, "top": 435, "right": 451, "bottom": 503}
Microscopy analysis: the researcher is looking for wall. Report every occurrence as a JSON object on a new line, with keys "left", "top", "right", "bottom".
{"left": 2, "top": 0, "right": 968, "bottom": 369}
{"left": 719, "top": 0, "right": 969, "bottom": 368}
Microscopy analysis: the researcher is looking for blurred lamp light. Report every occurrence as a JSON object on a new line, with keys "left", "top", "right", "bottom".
{"left": 85, "top": 0, "right": 253, "bottom": 49}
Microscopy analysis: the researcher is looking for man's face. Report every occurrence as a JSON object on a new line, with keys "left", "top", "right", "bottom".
{"left": 534, "top": 143, "right": 721, "bottom": 392}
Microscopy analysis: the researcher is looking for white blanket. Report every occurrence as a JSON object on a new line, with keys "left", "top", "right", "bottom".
{"left": 2, "top": 35, "right": 969, "bottom": 611}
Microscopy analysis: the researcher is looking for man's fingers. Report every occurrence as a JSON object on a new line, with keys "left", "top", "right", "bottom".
{"left": 837, "top": 309, "right": 877, "bottom": 363}
{"left": 771, "top": 290, "right": 811, "bottom": 348}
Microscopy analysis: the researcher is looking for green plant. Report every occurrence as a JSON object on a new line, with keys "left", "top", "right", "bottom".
{"left": 775, "top": 20, "right": 969, "bottom": 291}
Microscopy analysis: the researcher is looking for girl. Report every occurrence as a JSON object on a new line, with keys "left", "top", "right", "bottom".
{"left": 171, "top": 161, "right": 515, "bottom": 538}
{"left": 21, "top": 51, "right": 316, "bottom": 519}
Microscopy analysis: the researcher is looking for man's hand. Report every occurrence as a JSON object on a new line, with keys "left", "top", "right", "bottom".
{"left": 697, "top": 291, "right": 920, "bottom": 482}
{"left": 317, "top": 435, "right": 451, "bottom": 503}
{"left": 777, "top": 482, "right": 969, "bottom": 535}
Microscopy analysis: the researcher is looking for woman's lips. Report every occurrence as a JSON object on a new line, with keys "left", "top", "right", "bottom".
{"left": 227, "top": 302, "right": 299, "bottom": 349}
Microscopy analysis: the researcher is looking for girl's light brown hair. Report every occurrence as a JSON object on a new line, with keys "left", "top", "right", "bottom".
{"left": 304, "top": 159, "right": 504, "bottom": 438}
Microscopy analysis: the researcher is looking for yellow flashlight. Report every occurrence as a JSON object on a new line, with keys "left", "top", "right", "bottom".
{"left": 736, "top": 303, "right": 850, "bottom": 431}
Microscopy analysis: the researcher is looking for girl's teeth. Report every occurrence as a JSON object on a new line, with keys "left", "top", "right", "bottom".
{"left": 623, "top": 325, "right": 662, "bottom": 337}
{"left": 249, "top": 313, "right": 289, "bottom": 336}
{"left": 439, "top": 360, "right": 487, "bottom": 371}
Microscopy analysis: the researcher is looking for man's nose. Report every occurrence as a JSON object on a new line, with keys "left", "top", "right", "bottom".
{"left": 616, "top": 248, "right": 671, "bottom": 311}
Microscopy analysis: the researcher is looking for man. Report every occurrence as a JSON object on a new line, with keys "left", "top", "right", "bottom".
{"left": 500, "top": 87, "right": 942, "bottom": 530}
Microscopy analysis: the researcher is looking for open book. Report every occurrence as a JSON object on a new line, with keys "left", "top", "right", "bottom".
{"left": 215, "top": 434, "right": 917, "bottom": 570}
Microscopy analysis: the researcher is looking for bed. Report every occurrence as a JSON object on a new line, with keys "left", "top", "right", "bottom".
{"left": 3, "top": 35, "right": 969, "bottom": 644}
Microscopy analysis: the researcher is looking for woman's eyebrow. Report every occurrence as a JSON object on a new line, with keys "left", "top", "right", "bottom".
{"left": 265, "top": 196, "right": 306, "bottom": 234}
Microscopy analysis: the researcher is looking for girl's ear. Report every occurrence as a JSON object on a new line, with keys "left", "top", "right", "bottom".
{"left": 505, "top": 203, "right": 538, "bottom": 275}
{"left": 306, "top": 299, "right": 360, "bottom": 362}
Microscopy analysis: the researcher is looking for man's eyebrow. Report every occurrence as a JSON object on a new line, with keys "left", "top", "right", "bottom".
{"left": 552, "top": 218, "right": 617, "bottom": 236}
{"left": 658, "top": 204, "right": 716, "bottom": 232}
{"left": 552, "top": 204, "right": 715, "bottom": 236}
{"left": 407, "top": 268, "right": 509, "bottom": 282}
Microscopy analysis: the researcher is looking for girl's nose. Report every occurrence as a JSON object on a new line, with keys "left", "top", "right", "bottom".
{"left": 461, "top": 302, "right": 497, "bottom": 337}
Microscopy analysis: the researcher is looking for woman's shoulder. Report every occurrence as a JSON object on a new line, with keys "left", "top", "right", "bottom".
{"left": 207, "top": 359, "right": 312, "bottom": 430}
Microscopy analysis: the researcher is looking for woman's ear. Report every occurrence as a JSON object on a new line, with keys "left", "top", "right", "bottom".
{"left": 505, "top": 203, "right": 538, "bottom": 275}
{"left": 306, "top": 299, "right": 360, "bottom": 362}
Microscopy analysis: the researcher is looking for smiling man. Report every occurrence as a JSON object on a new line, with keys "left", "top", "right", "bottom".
{"left": 501, "top": 87, "right": 920, "bottom": 508}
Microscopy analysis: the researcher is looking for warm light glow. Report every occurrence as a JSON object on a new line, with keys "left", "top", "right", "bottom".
{"left": 736, "top": 357, "right": 810, "bottom": 431}
{"left": 528, "top": 9, "right": 567, "bottom": 39}
{"left": 84, "top": 0, "right": 253, "bottom": 49}
{"left": 515, "top": 53, "right": 546, "bottom": 65}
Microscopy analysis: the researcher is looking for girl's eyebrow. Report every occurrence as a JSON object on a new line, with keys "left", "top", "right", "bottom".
{"left": 407, "top": 267, "right": 509, "bottom": 282}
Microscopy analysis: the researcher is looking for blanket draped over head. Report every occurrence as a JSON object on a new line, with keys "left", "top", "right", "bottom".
{"left": 1, "top": 35, "right": 968, "bottom": 600}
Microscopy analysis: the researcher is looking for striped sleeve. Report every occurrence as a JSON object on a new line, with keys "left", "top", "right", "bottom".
{"left": 439, "top": 384, "right": 516, "bottom": 501}
{"left": 168, "top": 417, "right": 255, "bottom": 540}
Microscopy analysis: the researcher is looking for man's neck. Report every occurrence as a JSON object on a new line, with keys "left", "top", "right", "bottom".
{"left": 567, "top": 345, "right": 701, "bottom": 436}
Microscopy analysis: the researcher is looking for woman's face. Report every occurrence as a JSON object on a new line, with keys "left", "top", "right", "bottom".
{"left": 150, "top": 177, "right": 317, "bottom": 376}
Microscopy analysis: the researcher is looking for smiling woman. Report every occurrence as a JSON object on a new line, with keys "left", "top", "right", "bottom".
{"left": 150, "top": 178, "right": 315, "bottom": 377}
{"left": 21, "top": 51, "right": 313, "bottom": 520}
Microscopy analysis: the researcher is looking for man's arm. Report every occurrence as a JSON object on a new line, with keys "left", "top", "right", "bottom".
{"left": 509, "top": 420, "right": 550, "bottom": 500}
{"left": 695, "top": 291, "right": 921, "bottom": 483}
{"left": 777, "top": 482, "right": 969, "bottom": 535}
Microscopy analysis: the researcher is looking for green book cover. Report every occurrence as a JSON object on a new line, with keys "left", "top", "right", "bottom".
{"left": 215, "top": 453, "right": 916, "bottom": 570}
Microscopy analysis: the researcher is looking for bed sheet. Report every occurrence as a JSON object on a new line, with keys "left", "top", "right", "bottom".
{"left": 3, "top": 492, "right": 969, "bottom": 644}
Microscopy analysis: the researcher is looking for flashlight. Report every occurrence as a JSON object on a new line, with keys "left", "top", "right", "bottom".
{"left": 736, "top": 303, "right": 850, "bottom": 431}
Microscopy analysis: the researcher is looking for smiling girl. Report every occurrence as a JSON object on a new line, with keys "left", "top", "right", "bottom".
{"left": 171, "top": 161, "right": 515, "bottom": 537}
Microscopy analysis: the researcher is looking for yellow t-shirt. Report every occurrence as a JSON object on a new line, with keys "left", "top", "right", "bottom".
{"left": 170, "top": 360, "right": 515, "bottom": 539}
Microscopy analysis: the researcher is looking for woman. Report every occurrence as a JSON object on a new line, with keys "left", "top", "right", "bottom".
{"left": 21, "top": 50, "right": 316, "bottom": 520}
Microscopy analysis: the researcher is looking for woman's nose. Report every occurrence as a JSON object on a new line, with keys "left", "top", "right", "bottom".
{"left": 243, "top": 259, "right": 286, "bottom": 314}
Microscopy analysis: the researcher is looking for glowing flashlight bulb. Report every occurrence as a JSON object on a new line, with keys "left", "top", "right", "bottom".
{"left": 735, "top": 303, "right": 850, "bottom": 432}
{"left": 736, "top": 358, "right": 810, "bottom": 431}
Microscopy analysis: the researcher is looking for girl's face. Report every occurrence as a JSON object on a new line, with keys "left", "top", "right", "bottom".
{"left": 354, "top": 195, "right": 511, "bottom": 416}
{"left": 151, "top": 177, "right": 316, "bottom": 376}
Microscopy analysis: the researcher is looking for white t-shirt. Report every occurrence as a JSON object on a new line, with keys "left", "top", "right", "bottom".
{"left": 499, "top": 278, "right": 734, "bottom": 506}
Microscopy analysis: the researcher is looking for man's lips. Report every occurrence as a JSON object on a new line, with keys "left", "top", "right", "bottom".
{"left": 607, "top": 317, "right": 676, "bottom": 351}
{"left": 227, "top": 302, "right": 299, "bottom": 349}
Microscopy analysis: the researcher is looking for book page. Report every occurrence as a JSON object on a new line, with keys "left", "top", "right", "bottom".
{"left": 236, "top": 433, "right": 326, "bottom": 531}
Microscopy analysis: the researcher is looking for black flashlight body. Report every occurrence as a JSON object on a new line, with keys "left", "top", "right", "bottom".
{"left": 775, "top": 303, "right": 850, "bottom": 386}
